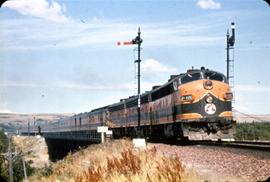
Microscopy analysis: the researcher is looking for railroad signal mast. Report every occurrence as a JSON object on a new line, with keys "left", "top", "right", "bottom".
{"left": 226, "top": 22, "right": 235, "bottom": 84}
{"left": 117, "top": 27, "right": 143, "bottom": 138}
{"left": 226, "top": 22, "right": 235, "bottom": 112}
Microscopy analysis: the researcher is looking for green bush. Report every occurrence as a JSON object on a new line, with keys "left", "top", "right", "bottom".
{"left": 0, "top": 129, "right": 9, "bottom": 182}
{"left": 235, "top": 122, "right": 270, "bottom": 140}
{"left": 0, "top": 129, "right": 8, "bottom": 152}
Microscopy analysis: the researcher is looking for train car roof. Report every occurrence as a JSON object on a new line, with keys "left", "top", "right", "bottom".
{"left": 106, "top": 67, "right": 226, "bottom": 111}
{"left": 91, "top": 105, "right": 109, "bottom": 113}
{"left": 111, "top": 67, "right": 225, "bottom": 103}
{"left": 109, "top": 100, "right": 125, "bottom": 107}
{"left": 186, "top": 67, "right": 225, "bottom": 76}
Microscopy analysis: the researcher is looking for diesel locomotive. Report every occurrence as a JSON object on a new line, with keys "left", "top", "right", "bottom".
{"left": 26, "top": 67, "right": 235, "bottom": 141}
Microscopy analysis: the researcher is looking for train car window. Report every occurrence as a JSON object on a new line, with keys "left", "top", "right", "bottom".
{"left": 109, "top": 103, "right": 125, "bottom": 112}
{"left": 151, "top": 83, "right": 174, "bottom": 101}
{"left": 141, "top": 95, "right": 149, "bottom": 104}
{"left": 204, "top": 71, "right": 226, "bottom": 82}
{"left": 79, "top": 117, "right": 82, "bottom": 126}
{"left": 126, "top": 99, "right": 138, "bottom": 108}
{"left": 181, "top": 72, "right": 201, "bottom": 84}
{"left": 151, "top": 90, "right": 159, "bottom": 101}
{"left": 99, "top": 113, "right": 103, "bottom": 122}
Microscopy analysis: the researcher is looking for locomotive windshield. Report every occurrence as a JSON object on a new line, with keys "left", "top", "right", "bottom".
{"left": 204, "top": 71, "right": 227, "bottom": 82}
{"left": 180, "top": 70, "right": 227, "bottom": 84}
{"left": 181, "top": 72, "right": 201, "bottom": 84}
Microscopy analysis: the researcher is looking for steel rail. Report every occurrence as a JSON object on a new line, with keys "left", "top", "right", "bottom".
{"left": 192, "top": 140, "right": 270, "bottom": 151}
{"left": 148, "top": 138, "right": 270, "bottom": 151}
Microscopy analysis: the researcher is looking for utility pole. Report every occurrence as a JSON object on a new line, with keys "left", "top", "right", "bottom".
{"left": 33, "top": 116, "right": 36, "bottom": 136}
{"left": 27, "top": 121, "right": 30, "bottom": 136}
{"left": 21, "top": 156, "right": 28, "bottom": 182}
{"left": 8, "top": 136, "right": 14, "bottom": 182}
{"left": 1, "top": 133, "right": 28, "bottom": 182}
{"left": 2, "top": 134, "right": 15, "bottom": 182}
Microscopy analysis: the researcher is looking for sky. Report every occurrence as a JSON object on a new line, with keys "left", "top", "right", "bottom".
{"left": 0, "top": 0, "right": 269, "bottom": 115}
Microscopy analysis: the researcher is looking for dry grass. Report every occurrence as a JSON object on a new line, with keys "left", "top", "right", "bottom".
{"left": 29, "top": 139, "right": 201, "bottom": 182}
{"left": 75, "top": 147, "right": 186, "bottom": 182}
{"left": 29, "top": 139, "right": 133, "bottom": 182}
{"left": 12, "top": 136, "right": 49, "bottom": 169}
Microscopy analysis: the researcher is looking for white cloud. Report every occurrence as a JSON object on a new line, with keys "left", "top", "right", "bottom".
{"left": 53, "top": 81, "right": 160, "bottom": 92}
{"left": 53, "top": 81, "right": 133, "bottom": 91}
{"left": 233, "top": 84, "right": 270, "bottom": 114}
{"left": 141, "top": 59, "right": 177, "bottom": 73}
{"left": 196, "top": 0, "right": 221, "bottom": 9}
{"left": 0, "top": 79, "right": 159, "bottom": 94}
{"left": 0, "top": 102, "right": 15, "bottom": 114}
{"left": 0, "top": 109, "right": 14, "bottom": 114}
{"left": 0, "top": 80, "right": 39, "bottom": 87}
{"left": 3, "top": 0, "right": 68, "bottom": 22}
{"left": 0, "top": 16, "right": 226, "bottom": 52}
{"left": 0, "top": 79, "right": 132, "bottom": 91}
{"left": 52, "top": 81, "right": 167, "bottom": 98}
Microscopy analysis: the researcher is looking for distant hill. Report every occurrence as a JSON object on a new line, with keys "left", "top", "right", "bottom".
{"left": 0, "top": 113, "right": 74, "bottom": 132}
{"left": 0, "top": 113, "right": 74, "bottom": 124}
{"left": 0, "top": 112, "right": 269, "bottom": 132}
{"left": 234, "top": 113, "right": 270, "bottom": 123}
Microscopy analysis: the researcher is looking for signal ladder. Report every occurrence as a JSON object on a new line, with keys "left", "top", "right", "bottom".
{"left": 133, "top": 48, "right": 140, "bottom": 95}
{"left": 228, "top": 47, "right": 235, "bottom": 116}
{"left": 133, "top": 62, "right": 138, "bottom": 95}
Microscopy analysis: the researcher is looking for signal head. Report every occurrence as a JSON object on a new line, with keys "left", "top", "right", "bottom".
{"left": 231, "top": 22, "right": 235, "bottom": 29}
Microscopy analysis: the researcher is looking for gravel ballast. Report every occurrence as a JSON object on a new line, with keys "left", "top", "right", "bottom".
{"left": 149, "top": 143, "right": 270, "bottom": 182}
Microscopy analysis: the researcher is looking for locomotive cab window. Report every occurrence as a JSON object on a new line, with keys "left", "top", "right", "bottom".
{"left": 181, "top": 72, "right": 201, "bottom": 84}
{"left": 204, "top": 71, "right": 227, "bottom": 82}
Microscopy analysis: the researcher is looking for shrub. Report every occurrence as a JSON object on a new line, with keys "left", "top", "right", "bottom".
{"left": 235, "top": 122, "right": 270, "bottom": 140}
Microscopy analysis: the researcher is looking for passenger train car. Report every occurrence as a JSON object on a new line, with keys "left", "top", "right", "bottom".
{"left": 23, "top": 67, "right": 236, "bottom": 141}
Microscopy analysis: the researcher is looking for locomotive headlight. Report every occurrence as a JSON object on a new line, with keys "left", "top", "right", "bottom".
{"left": 203, "top": 80, "right": 213, "bottom": 90}
{"left": 205, "top": 95, "right": 213, "bottom": 103}
{"left": 224, "top": 92, "right": 233, "bottom": 100}
{"left": 181, "top": 95, "right": 193, "bottom": 102}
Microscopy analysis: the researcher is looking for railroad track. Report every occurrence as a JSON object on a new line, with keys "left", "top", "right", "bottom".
{"left": 148, "top": 138, "right": 270, "bottom": 151}
{"left": 192, "top": 140, "right": 270, "bottom": 151}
